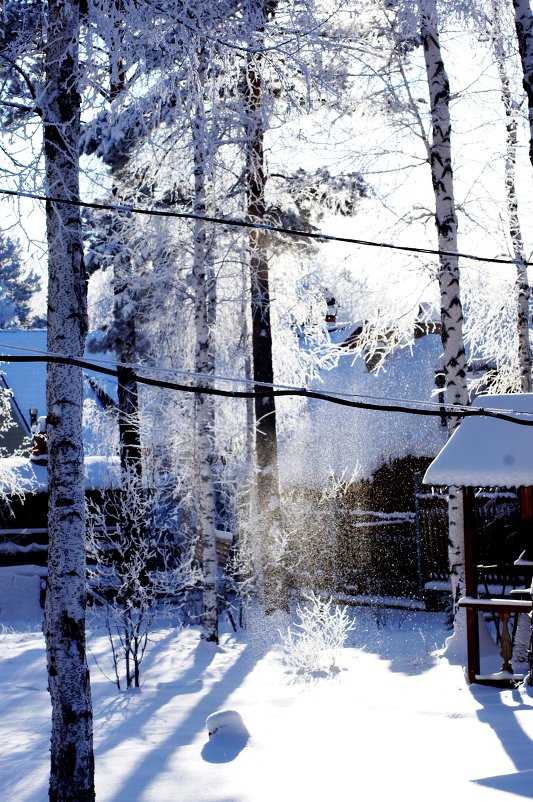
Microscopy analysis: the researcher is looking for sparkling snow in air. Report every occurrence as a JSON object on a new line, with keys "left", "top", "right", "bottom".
{"left": 2, "top": 582, "right": 533, "bottom": 802}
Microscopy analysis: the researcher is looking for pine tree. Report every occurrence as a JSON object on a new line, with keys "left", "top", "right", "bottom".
{"left": 0, "top": 233, "right": 41, "bottom": 328}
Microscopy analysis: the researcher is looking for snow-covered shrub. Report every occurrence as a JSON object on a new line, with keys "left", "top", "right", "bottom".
{"left": 86, "top": 465, "right": 199, "bottom": 690}
{"left": 279, "top": 592, "right": 355, "bottom": 675}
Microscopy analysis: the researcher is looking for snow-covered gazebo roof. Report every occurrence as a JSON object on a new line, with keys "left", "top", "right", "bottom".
{"left": 423, "top": 394, "right": 533, "bottom": 487}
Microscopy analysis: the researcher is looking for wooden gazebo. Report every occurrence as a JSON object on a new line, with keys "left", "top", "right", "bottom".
{"left": 423, "top": 393, "right": 533, "bottom": 685}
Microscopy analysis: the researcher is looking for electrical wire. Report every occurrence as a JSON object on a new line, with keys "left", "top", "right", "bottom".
{"left": 0, "top": 338, "right": 464, "bottom": 412}
{"left": 0, "top": 187, "right": 529, "bottom": 268}
{"left": 2, "top": 350, "right": 533, "bottom": 426}
{"left": 0, "top": 338, "right": 510, "bottom": 413}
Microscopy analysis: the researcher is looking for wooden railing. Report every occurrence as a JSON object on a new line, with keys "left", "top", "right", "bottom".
{"left": 458, "top": 596, "right": 533, "bottom": 685}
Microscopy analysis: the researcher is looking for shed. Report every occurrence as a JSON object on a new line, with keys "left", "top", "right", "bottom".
{"left": 423, "top": 393, "right": 533, "bottom": 684}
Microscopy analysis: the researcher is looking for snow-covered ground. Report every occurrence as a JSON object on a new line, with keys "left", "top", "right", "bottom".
{"left": 3, "top": 592, "right": 533, "bottom": 802}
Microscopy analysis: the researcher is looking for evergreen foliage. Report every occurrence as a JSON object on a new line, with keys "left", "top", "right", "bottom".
{"left": 0, "top": 233, "right": 40, "bottom": 328}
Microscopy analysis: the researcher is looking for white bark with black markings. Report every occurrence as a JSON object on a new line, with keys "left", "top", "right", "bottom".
{"left": 42, "top": 0, "right": 95, "bottom": 799}
{"left": 192, "top": 41, "right": 219, "bottom": 643}
{"left": 492, "top": 0, "right": 532, "bottom": 392}
{"left": 420, "top": 0, "right": 468, "bottom": 609}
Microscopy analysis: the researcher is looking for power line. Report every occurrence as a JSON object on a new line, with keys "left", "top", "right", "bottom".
{"left": 2, "top": 350, "right": 533, "bottom": 426}
{"left": 0, "top": 338, "right": 459, "bottom": 411}
{"left": 0, "top": 187, "right": 529, "bottom": 268}
{"left": 0, "top": 338, "right": 479, "bottom": 415}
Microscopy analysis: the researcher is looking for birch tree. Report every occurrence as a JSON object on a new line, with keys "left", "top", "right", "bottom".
{"left": 491, "top": 0, "right": 532, "bottom": 391}
{"left": 190, "top": 35, "right": 220, "bottom": 642}
{"left": 419, "top": 0, "right": 469, "bottom": 612}
{"left": 0, "top": 11, "right": 96, "bottom": 772}
{"left": 364, "top": 0, "right": 471, "bottom": 608}
{"left": 42, "top": 0, "right": 95, "bottom": 797}
{"left": 513, "top": 0, "right": 533, "bottom": 164}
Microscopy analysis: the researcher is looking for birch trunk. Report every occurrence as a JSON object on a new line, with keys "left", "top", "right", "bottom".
{"left": 192, "top": 42, "right": 219, "bottom": 643}
{"left": 420, "top": 0, "right": 468, "bottom": 610}
{"left": 42, "top": 0, "right": 95, "bottom": 798}
{"left": 513, "top": 0, "right": 533, "bottom": 166}
{"left": 493, "top": 0, "right": 532, "bottom": 391}
{"left": 107, "top": 49, "right": 144, "bottom": 480}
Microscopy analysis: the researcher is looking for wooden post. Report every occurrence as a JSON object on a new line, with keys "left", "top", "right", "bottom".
{"left": 463, "top": 487, "right": 479, "bottom": 680}
{"left": 463, "top": 487, "right": 476, "bottom": 596}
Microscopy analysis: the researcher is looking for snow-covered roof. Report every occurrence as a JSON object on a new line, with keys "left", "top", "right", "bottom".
{"left": 0, "top": 328, "right": 117, "bottom": 413}
{"left": 0, "top": 455, "right": 122, "bottom": 494}
{"left": 0, "top": 329, "right": 48, "bottom": 427}
{"left": 0, "top": 328, "right": 117, "bottom": 455}
{"left": 423, "top": 394, "right": 533, "bottom": 487}
{"left": 279, "top": 333, "right": 447, "bottom": 484}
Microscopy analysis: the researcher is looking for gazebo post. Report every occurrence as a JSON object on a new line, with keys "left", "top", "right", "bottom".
{"left": 463, "top": 486, "right": 479, "bottom": 681}
{"left": 463, "top": 487, "right": 476, "bottom": 597}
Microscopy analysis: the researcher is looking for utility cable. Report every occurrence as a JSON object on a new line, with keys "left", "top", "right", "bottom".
{"left": 0, "top": 338, "right": 511, "bottom": 413}
{"left": 2, "top": 350, "right": 533, "bottom": 426}
{"left": 0, "top": 338, "right": 463, "bottom": 412}
{"left": 0, "top": 187, "right": 529, "bottom": 268}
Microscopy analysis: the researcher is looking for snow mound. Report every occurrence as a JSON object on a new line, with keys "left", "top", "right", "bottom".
{"left": 206, "top": 709, "right": 246, "bottom": 737}
{"left": 202, "top": 709, "right": 250, "bottom": 764}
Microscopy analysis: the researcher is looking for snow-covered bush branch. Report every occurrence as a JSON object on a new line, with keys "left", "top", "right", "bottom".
{"left": 279, "top": 592, "right": 355, "bottom": 675}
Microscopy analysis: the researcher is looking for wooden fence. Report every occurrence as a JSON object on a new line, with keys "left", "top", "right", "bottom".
{"left": 0, "top": 487, "right": 527, "bottom": 609}
{"left": 335, "top": 491, "right": 526, "bottom": 604}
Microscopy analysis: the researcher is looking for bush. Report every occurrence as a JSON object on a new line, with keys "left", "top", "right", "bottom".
{"left": 279, "top": 592, "right": 355, "bottom": 675}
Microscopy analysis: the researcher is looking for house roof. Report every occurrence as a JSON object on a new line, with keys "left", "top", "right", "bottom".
{"left": 423, "top": 393, "right": 533, "bottom": 487}
{"left": 0, "top": 328, "right": 117, "bottom": 456}
{"left": 0, "top": 329, "right": 47, "bottom": 436}
{"left": 0, "top": 455, "right": 122, "bottom": 494}
{"left": 0, "top": 330, "right": 119, "bottom": 492}
{"left": 0, "top": 328, "right": 117, "bottom": 413}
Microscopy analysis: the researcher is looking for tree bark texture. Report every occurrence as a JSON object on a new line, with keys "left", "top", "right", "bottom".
{"left": 493, "top": 0, "right": 532, "bottom": 391}
{"left": 243, "top": 10, "right": 287, "bottom": 611}
{"left": 420, "top": 0, "right": 468, "bottom": 610}
{"left": 43, "top": 0, "right": 95, "bottom": 799}
{"left": 420, "top": 0, "right": 468, "bottom": 416}
{"left": 114, "top": 263, "right": 143, "bottom": 475}
{"left": 513, "top": 0, "right": 533, "bottom": 166}
{"left": 107, "top": 37, "right": 144, "bottom": 478}
{"left": 192, "top": 42, "right": 219, "bottom": 643}
{"left": 244, "top": 49, "right": 279, "bottom": 503}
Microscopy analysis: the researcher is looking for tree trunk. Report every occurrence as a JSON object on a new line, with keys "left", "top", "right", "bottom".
{"left": 513, "top": 0, "right": 533, "bottom": 166}
{"left": 243, "top": 21, "right": 286, "bottom": 611}
{"left": 244, "top": 52, "right": 279, "bottom": 501}
{"left": 106, "top": 42, "right": 145, "bottom": 604}
{"left": 43, "top": 0, "right": 95, "bottom": 798}
{"left": 493, "top": 0, "right": 532, "bottom": 391}
{"left": 420, "top": 0, "right": 469, "bottom": 609}
{"left": 107, "top": 44, "right": 144, "bottom": 482}
{"left": 192, "top": 41, "right": 219, "bottom": 643}
{"left": 114, "top": 264, "right": 143, "bottom": 475}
